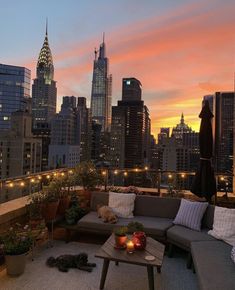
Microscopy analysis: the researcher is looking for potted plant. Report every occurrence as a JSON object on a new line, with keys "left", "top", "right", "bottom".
{"left": 127, "top": 221, "right": 144, "bottom": 234}
{"left": 54, "top": 175, "right": 73, "bottom": 215}
{"left": 73, "top": 161, "right": 103, "bottom": 200}
{"left": 41, "top": 182, "right": 60, "bottom": 221}
{"left": 65, "top": 194, "right": 88, "bottom": 225}
{"left": 28, "top": 193, "right": 45, "bottom": 229}
{"left": 113, "top": 226, "right": 128, "bottom": 248}
{"left": 0, "top": 224, "right": 33, "bottom": 276}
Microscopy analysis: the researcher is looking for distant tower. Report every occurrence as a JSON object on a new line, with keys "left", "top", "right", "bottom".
{"left": 32, "top": 22, "right": 57, "bottom": 170}
{"left": 91, "top": 34, "right": 112, "bottom": 132}
{"left": 32, "top": 21, "right": 57, "bottom": 130}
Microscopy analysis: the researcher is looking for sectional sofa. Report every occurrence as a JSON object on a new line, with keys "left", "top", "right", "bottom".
{"left": 76, "top": 192, "right": 235, "bottom": 290}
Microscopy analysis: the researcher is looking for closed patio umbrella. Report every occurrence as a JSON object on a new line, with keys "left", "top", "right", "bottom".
{"left": 191, "top": 100, "right": 216, "bottom": 202}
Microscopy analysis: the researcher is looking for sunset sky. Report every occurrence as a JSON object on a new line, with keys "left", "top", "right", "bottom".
{"left": 1, "top": 0, "right": 235, "bottom": 136}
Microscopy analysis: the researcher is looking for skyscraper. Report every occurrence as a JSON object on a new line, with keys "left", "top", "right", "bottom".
{"left": 32, "top": 23, "right": 57, "bottom": 170}
{"left": 0, "top": 64, "right": 31, "bottom": 130}
{"left": 110, "top": 77, "right": 151, "bottom": 169}
{"left": 90, "top": 35, "right": 112, "bottom": 132}
{"left": 49, "top": 96, "right": 80, "bottom": 168}
{"left": 214, "top": 92, "right": 234, "bottom": 174}
{"left": 32, "top": 24, "right": 57, "bottom": 130}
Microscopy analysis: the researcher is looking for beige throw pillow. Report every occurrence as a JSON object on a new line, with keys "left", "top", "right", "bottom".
{"left": 208, "top": 206, "right": 235, "bottom": 246}
{"left": 109, "top": 192, "right": 136, "bottom": 218}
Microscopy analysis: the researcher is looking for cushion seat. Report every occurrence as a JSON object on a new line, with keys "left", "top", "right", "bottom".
{"left": 191, "top": 241, "right": 235, "bottom": 290}
{"left": 167, "top": 225, "right": 215, "bottom": 250}
{"left": 77, "top": 211, "right": 173, "bottom": 239}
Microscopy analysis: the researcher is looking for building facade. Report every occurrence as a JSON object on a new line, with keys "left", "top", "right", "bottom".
{"left": 0, "top": 111, "right": 42, "bottom": 179}
{"left": 90, "top": 36, "right": 112, "bottom": 132}
{"left": 110, "top": 78, "right": 151, "bottom": 169}
{"left": 49, "top": 96, "right": 80, "bottom": 168}
{"left": 214, "top": 92, "right": 234, "bottom": 175}
{"left": 32, "top": 25, "right": 57, "bottom": 170}
{"left": 0, "top": 64, "right": 31, "bottom": 130}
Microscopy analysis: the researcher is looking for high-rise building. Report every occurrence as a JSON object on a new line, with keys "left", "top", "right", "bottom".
{"left": 90, "top": 35, "right": 112, "bottom": 132}
{"left": 0, "top": 111, "right": 42, "bottom": 179}
{"left": 171, "top": 113, "right": 192, "bottom": 140}
{"left": 32, "top": 24, "right": 57, "bottom": 170}
{"left": 110, "top": 78, "right": 151, "bottom": 169}
{"left": 158, "top": 127, "right": 170, "bottom": 144}
{"left": 214, "top": 92, "right": 234, "bottom": 175}
{"left": 32, "top": 24, "right": 57, "bottom": 130}
{"left": 77, "top": 97, "right": 91, "bottom": 162}
{"left": 48, "top": 96, "right": 80, "bottom": 168}
{"left": 0, "top": 64, "right": 31, "bottom": 130}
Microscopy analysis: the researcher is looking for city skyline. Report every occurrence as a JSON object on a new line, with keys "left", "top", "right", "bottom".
{"left": 1, "top": 0, "right": 235, "bottom": 135}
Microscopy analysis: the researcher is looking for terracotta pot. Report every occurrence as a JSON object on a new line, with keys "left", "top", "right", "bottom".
{"left": 41, "top": 201, "right": 59, "bottom": 221}
{"left": 57, "top": 196, "right": 71, "bottom": 215}
{"left": 29, "top": 218, "right": 45, "bottom": 229}
{"left": 5, "top": 253, "right": 27, "bottom": 276}
{"left": 115, "top": 235, "right": 127, "bottom": 248}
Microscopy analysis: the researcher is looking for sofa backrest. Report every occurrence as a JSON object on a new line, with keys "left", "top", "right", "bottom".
{"left": 90, "top": 192, "right": 181, "bottom": 219}
{"left": 90, "top": 191, "right": 109, "bottom": 211}
{"left": 134, "top": 195, "right": 181, "bottom": 219}
{"left": 202, "top": 204, "right": 215, "bottom": 229}
{"left": 90, "top": 192, "right": 215, "bottom": 227}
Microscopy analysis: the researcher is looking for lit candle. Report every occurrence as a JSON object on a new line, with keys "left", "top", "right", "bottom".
{"left": 126, "top": 240, "right": 135, "bottom": 254}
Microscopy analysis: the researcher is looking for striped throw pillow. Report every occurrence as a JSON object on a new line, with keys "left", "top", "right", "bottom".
{"left": 109, "top": 192, "right": 136, "bottom": 218}
{"left": 208, "top": 206, "right": 235, "bottom": 246}
{"left": 173, "top": 199, "right": 208, "bottom": 231}
{"left": 231, "top": 247, "right": 235, "bottom": 264}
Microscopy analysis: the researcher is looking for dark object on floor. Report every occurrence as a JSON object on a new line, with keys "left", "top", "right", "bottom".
{"left": 46, "top": 253, "right": 96, "bottom": 272}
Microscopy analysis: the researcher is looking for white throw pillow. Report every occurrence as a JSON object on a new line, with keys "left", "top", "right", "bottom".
{"left": 109, "top": 192, "right": 136, "bottom": 218}
{"left": 208, "top": 206, "right": 235, "bottom": 246}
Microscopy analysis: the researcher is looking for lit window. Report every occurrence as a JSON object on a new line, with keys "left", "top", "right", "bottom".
{"left": 126, "top": 80, "right": 131, "bottom": 85}
{"left": 3, "top": 116, "right": 9, "bottom": 121}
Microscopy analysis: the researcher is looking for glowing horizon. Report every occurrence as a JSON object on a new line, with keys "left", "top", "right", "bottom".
{"left": 1, "top": 0, "right": 235, "bottom": 137}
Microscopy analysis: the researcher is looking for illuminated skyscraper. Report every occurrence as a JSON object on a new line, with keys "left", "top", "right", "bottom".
{"left": 91, "top": 35, "right": 112, "bottom": 132}
{"left": 32, "top": 23, "right": 57, "bottom": 170}
{"left": 32, "top": 23, "right": 57, "bottom": 130}
{"left": 0, "top": 64, "right": 31, "bottom": 130}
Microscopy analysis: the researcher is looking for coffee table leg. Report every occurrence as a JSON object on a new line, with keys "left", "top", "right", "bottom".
{"left": 100, "top": 259, "right": 110, "bottom": 289}
{"left": 147, "top": 265, "right": 154, "bottom": 290}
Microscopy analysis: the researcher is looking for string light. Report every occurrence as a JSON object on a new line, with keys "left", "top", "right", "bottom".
{"left": 102, "top": 171, "right": 106, "bottom": 176}
{"left": 220, "top": 176, "right": 225, "bottom": 181}
{"left": 68, "top": 170, "right": 73, "bottom": 174}
{"left": 144, "top": 166, "right": 148, "bottom": 170}
{"left": 9, "top": 182, "right": 14, "bottom": 188}
{"left": 181, "top": 174, "right": 185, "bottom": 178}
{"left": 168, "top": 174, "right": 172, "bottom": 179}
{"left": 114, "top": 170, "right": 118, "bottom": 175}
{"left": 61, "top": 172, "right": 65, "bottom": 176}
{"left": 53, "top": 172, "right": 57, "bottom": 177}
{"left": 38, "top": 176, "right": 42, "bottom": 180}
{"left": 20, "top": 182, "right": 25, "bottom": 187}
{"left": 30, "top": 178, "right": 35, "bottom": 183}
{"left": 46, "top": 175, "right": 50, "bottom": 179}
{"left": 124, "top": 172, "right": 128, "bottom": 177}
{"left": 135, "top": 168, "right": 139, "bottom": 172}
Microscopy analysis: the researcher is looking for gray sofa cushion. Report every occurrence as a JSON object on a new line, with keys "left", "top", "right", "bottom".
{"left": 173, "top": 199, "right": 208, "bottom": 231}
{"left": 191, "top": 241, "right": 235, "bottom": 290}
{"left": 134, "top": 195, "right": 181, "bottom": 218}
{"left": 77, "top": 211, "right": 173, "bottom": 238}
{"left": 167, "top": 225, "right": 215, "bottom": 250}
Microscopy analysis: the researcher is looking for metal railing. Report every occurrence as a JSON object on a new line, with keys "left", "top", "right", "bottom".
{"left": 0, "top": 167, "right": 233, "bottom": 204}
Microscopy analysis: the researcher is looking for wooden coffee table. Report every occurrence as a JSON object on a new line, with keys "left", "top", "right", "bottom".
{"left": 95, "top": 234, "right": 165, "bottom": 290}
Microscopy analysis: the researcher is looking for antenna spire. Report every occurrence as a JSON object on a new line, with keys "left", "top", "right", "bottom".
{"left": 102, "top": 32, "right": 105, "bottom": 44}
{"left": 46, "top": 17, "right": 48, "bottom": 36}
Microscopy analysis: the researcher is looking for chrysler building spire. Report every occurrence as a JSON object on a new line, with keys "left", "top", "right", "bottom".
{"left": 36, "top": 21, "right": 54, "bottom": 83}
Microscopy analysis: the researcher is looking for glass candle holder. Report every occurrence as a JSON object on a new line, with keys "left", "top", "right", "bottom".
{"left": 132, "top": 232, "right": 146, "bottom": 250}
{"left": 126, "top": 240, "right": 135, "bottom": 254}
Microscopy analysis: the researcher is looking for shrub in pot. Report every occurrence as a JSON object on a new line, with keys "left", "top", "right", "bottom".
{"left": 0, "top": 224, "right": 33, "bottom": 276}
{"left": 28, "top": 193, "right": 45, "bottom": 229}
{"left": 113, "top": 226, "right": 128, "bottom": 248}
{"left": 65, "top": 194, "right": 88, "bottom": 225}
{"left": 41, "top": 183, "right": 60, "bottom": 221}
{"left": 73, "top": 161, "right": 103, "bottom": 200}
{"left": 127, "top": 222, "right": 144, "bottom": 234}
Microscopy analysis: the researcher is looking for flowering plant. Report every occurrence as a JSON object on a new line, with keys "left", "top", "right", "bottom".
{"left": 0, "top": 223, "right": 33, "bottom": 255}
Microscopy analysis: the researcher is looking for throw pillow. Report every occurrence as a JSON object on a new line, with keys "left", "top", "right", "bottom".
{"left": 231, "top": 247, "right": 235, "bottom": 264}
{"left": 109, "top": 192, "right": 136, "bottom": 218}
{"left": 208, "top": 206, "right": 235, "bottom": 246}
{"left": 173, "top": 199, "right": 208, "bottom": 231}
